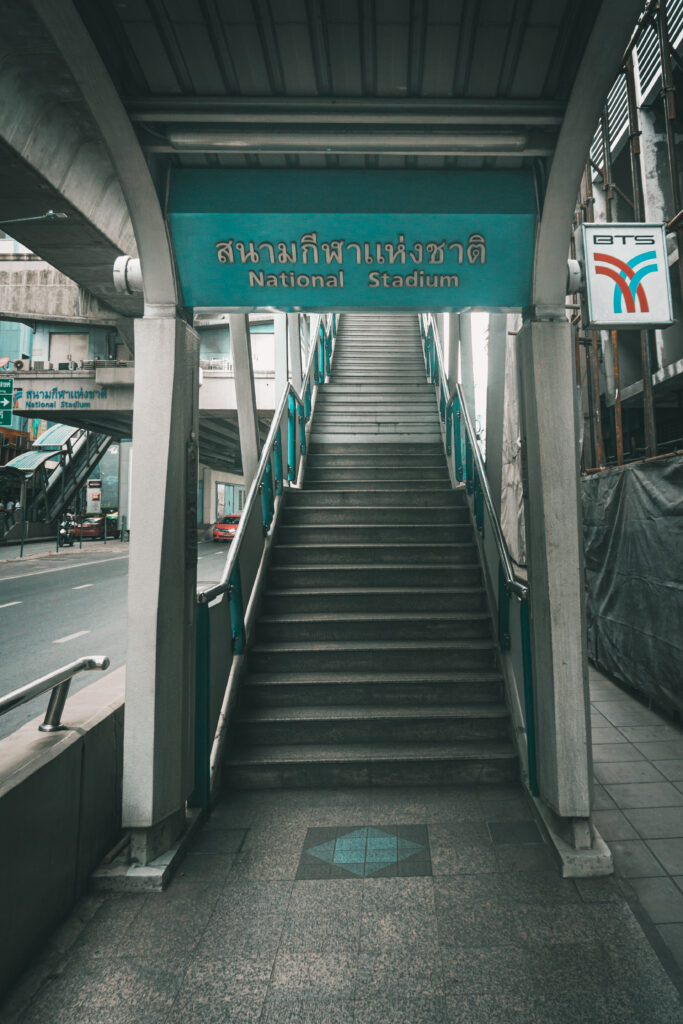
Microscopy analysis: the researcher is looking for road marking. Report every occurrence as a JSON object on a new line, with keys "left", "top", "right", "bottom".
{"left": 72, "top": 584, "right": 94, "bottom": 590}
{"left": 54, "top": 630, "right": 90, "bottom": 644}
{"left": 0, "top": 554, "right": 128, "bottom": 583}
{"left": 0, "top": 600, "right": 21, "bottom": 609}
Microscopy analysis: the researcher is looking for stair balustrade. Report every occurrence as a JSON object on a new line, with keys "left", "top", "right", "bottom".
{"left": 419, "top": 314, "right": 538, "bottom": 796}
{"left": 191, "top": 314, "right": 336, "bottom": 810}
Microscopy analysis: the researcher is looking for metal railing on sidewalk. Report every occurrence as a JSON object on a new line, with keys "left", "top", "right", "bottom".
{"left": 419, "top": 313, "right": 538, "bottom": 796}
{"left": 0, "top": 656, "right": 110, "bottom": 732}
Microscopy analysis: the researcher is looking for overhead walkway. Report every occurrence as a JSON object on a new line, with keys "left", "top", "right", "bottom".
{"left": 227, "top": 314, "right": 516, "bottom": 789}
{"left": 0, "top": 422, "right": 111, "bottom": 534}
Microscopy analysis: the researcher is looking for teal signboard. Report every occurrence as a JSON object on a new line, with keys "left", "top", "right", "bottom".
{"left": 0, "top": 378, "right": 13, "bottom": 426}
{"left": 168, "top": 169, "right": 537, "bottom": 311}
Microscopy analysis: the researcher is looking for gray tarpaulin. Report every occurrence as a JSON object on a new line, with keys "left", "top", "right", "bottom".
{"left": 582, "top": 455, "right": 683, "bottom": 713}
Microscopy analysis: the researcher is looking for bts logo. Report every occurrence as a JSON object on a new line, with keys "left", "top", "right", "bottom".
{"left": 593, "top": 250, "right": 658, "bottom": 314}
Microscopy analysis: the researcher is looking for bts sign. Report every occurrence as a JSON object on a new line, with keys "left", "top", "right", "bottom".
{"left": 578, "top": 223, "right": 673, "bottom": 330}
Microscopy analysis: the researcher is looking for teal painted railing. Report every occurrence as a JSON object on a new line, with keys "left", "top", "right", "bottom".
{"left": 190, "top": 313, "right": 337, "bottom": 811}
{"left": 419, "top": 314, "right": 538, "bottom": 797}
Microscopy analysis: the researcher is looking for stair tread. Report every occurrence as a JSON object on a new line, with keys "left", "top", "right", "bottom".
{"left": 252, "top": 639, "right": 496, "bottom": 652}
{"left": 237, "top": 703, "right": 509, "bottom": 723}
{"left": 265, "top": 587, "right": 485, "bottom": 597}
{"left": 244, "top": 670, "right": 502, "bottom": 684}
{"left": 228, "top": 741, "right": 517, "bottom": 764}
{"left": 259, "top": 611, "right": 490, "bottom": 623}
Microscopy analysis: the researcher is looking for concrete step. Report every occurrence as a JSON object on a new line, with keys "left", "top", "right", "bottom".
{"left": 279, "top": 505, "right": 469, "bottom": 525}
{"left": 285, "top": 488, "right": 462, "bottom": 506}
{"left": 304, "top": 453, "right": 446, "bottom": 467}
{"left": 226, "top": 740, "right": 518, "bottom": 788}
{"left": 307, "top": 441, "right": 444, "bottom": 455}
{"left": 256, "top": 611, "right": 491, "bottom": 643}
{"left": 267, "top": 563, "right": 483, "bottom": 589}
{"left": 276, "top": 523, "right": 470, "bottom": 544}
{"left": 271, "top": 542, "right": 477, "bottom": 566}
{"left": 241, "top": 670, "right": 504, "bottom": 707}
{"left": 235, "top": 704, "right": 510, "bottom": 746}
{"left": 262, "top": 586, "right": 486, "bottom": 614}
{"left": 303, "top": 467, "right": 448, "bottom": 482}
{"left": 248, "top": 639, "right": 497, "bottom": 674}
{"left": 303, "top": 477, "right": 451, "bottom": 490}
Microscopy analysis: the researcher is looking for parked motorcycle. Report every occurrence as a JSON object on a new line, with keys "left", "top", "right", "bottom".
{"left": 58, "top": 512, "right": 76, "bottom": 547}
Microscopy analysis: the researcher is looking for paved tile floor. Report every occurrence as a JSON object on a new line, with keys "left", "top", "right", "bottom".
{"left": 4, "top": 666, "right": 683, "bottom": 1022}
{"left": 590, "top": 664, "right": 683, "bottom": 987}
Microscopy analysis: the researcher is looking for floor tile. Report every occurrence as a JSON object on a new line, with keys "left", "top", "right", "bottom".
{"left": 608, "top": 840, "right": 666, "bottom": 877}
{"left": 165, "top": 956, "right": 271, "bottom": 1024}
{"left": 592, "top": 725, "right": 629, "bottom": 744}
{"left": 634, "top": 741, "right": 683, "bottom": 760}
{"left": 655, "top": 760, "right": 683, "bottom": 782}
{"left": 646, "top": 839, "right": 683, "bottom": 875}
{"left": 656, "top": 923, "right": 683, "bottom": 970}
{"left": 592, "top": 810, "right": 638, "bottom": 841}
{"left": 269, "top": 951, "right": 357, "bottom": 997}
{"left": 620, "top": 726, "right": 683, "bottom": 743}
{"left": 278, "top": 879, "right": 362, "bottom": 953}
{"left": 604, "top": 782, "right": 683, "bottom": 809}
{"left": 623, "top": 807, "right": 683, "bottom": 838}
{"left": 592, "top": 743, "right": 645, "bottom": 762}
{"left": 487, "top": 820, "right": 543, "bottom": 845}
{"left": 259, "top": 995, "right": 355, "bottom": 1024}
{"left": 354, "top": 993, "right": 447, "bottom": 1024}
{"left": 593, "top": 702, "right": 663, "bottom": 727}
{"left": 628, "top": 877, "right": 683, "bottom": 924}
{"left": 591, "top": 783, "right": 617, "bottom": 810}
{"left": 594, "top": 761, "right": 666, "bottom": 785}
{"left": 297, "top": 824, "right": 432, "bottom": 880}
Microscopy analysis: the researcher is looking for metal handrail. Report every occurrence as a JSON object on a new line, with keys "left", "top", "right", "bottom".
{"left": 0, "top": 656, "right": 110, "bottom": 732}
{"left": 420, "top": 314, "right": 528, "bottom": 601}
{"left": 198, "top": 313, "right": 333, "bottom": 607}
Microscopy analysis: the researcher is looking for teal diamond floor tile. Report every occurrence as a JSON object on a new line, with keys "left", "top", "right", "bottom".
{"left": 297, "top": 826, "right": 431, "bottom": 880}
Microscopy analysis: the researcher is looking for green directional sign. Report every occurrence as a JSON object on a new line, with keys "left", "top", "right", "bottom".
{"left": 0, "top": 378, "right": 14, "bottom": 426}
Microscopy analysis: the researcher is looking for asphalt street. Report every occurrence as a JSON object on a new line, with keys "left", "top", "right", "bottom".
{"left": 0, "top": 536, "right": 229, "bottom": 739}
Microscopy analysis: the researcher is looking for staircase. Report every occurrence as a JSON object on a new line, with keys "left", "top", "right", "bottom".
{"left": 226, "top": 313, "right": 517, "bottom": 788}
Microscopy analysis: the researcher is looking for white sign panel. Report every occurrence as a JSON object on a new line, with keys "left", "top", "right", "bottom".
{"left": 578, "top": 223, "right": 673, "bottom": 330}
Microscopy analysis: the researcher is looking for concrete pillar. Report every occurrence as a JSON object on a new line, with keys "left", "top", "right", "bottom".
{"left": 447, "top": 313, "right": 460, "bottom": 390}
{"left": 274, "top": 313, "right": 288, "bottom": 400}
{"left": 230, "top": 314, "right": 260, "bottom": 483}
{"left": 517, "top": 317, "right": 592, "bottom": 825}
{"left": 459, "top": 313, "right": 476, "bottom": 423}
{"left": 122, "top": 315, "right": 199, "bottom": 864}
{"left": 485, "top": 314, "right": 506, "bottom": 517}
{"left": 287, "top": 313, "right": 302, "bottom": 391}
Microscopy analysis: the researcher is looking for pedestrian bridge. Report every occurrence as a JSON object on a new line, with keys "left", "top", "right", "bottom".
{"left": 3, "top": 0, "right": 681, "bottom": 1019}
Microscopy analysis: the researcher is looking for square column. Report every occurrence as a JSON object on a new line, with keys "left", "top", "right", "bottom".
{"left": 459, "top": 313, "right": 475, "bottom": 421}
{"left": 274, "top": 313, "right": 288, "bottom": 399}
{"left": 123, "top": 316, "right": 199, "bottom": 863}
{"left": 517, "top": 318, "right": 591, "bottom": 822}
{"left": 484, "top": 314, "right": 507, "bottom": 517}
{"left": 287, "top": 313, "right": 302, "bottom": 391}
{"left": 447, "top": 312, "right": 460, "bottom": 389}
{"left": 230, "top": 314, "right": 260, "bottom": 483}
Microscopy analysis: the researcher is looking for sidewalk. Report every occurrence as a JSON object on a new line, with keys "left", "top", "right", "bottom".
{"left": 2, "top": 668, "right": 683, "bottom": 1022}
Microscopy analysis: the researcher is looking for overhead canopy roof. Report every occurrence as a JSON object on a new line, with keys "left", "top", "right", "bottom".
{"left": 74, "top": 0, "right": 600, "bottom": 170}
{"left": 4, "top": 449, "right": 59, "bottom": 473}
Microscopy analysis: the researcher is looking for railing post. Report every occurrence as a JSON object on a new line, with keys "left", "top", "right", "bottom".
{"left": 305, "top": 377, "right": 312, "bottom": 420}
{"left": 465, "top": 433, "right": 473, "bottom": 493}
{"left": 318, "top": 325, "right": 325, "bottom": 383}
{"left": 298, "top": 401, "right": 306, "bottom": 455}
{"left": 324, "top": 328, "right": 332, "bottom": 378}
{"left": 519, "top": 599, "right": 539, "bottom": 797}
{"left": 260, "top": 455, "right": 274, "bottom": 533}
{"left": 445, "top": 404, "right": 453, "bottom": 456}
{"left": 229, "top": 561, "right": 245, "bottom": 654}
{"left": 497, "top": 564, "right": 511, "bottom": 651}
{"left": 274, "top": 428, "right": 283, "bottom": 496}
{"left": 39, "top": 677, "right": 73, "bottom": 731}
{"left": 189, "top": 600, "right": 211, "bottom": 811}
{"left": 453, "top": 400, "right": 463, "bottom": 482}
{"left": 287, "top": 392, "right": 296, "bottom": 481}
{"left": 474, "top": 468, "right": 484, "bottom": 535}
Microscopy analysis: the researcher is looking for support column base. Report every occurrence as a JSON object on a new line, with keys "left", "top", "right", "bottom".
{"left": 531, "top": 797, "right": 613, "bottom": 878}
{"left": 130, "top": 807, "right": 187, "bottom": 865}
{"left": 91, "top": 809, "right": 203, "bottom": 892}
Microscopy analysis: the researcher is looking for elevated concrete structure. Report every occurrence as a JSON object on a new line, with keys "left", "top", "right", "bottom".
{"left": 0, "top": 0, "right": 650, "bottom": 922}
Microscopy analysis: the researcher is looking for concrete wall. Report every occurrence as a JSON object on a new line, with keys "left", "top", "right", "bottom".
{"left": 0, "top": 669, "right": 125, "bottom": 999}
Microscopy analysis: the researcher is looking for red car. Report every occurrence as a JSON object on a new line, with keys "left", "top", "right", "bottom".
{"left": 73, "top": 515, "right": 117, "bottom": 540}
{"left": 213, "top": 514, "right": 241, "bottom": 542}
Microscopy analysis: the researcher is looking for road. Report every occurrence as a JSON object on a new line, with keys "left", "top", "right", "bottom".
{"left": 0, "top": 537, "right": 229, "bottom": 738}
